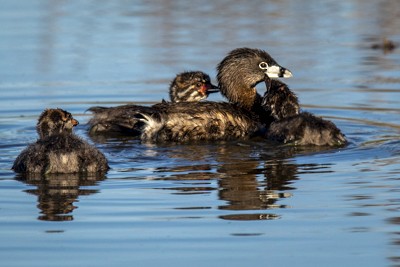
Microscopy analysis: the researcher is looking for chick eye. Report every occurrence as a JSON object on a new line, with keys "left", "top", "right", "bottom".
{"left": 62, "top": 113, "right": 72, "bottom": 122}
{"left": 196, "top": 82, "right": 203, "bottom": 87}
{"left": 259, "top": 62, "right": 269, "bottom": 70}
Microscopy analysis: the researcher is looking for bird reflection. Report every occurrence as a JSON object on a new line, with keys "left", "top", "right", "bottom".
{"left": 89, "top": 138, "right": 336, "bottom": 221}
{"left": 161, "top": 143, "right": 336, "bottom": 220}
{"left": 215, "top": 144, "right": 302, "bottom": 220}
{"left": 16, "top": 173, "right": 105, "bottom": 221}
{"left": 146, "top": 141, "right": 333, "bottom": 221}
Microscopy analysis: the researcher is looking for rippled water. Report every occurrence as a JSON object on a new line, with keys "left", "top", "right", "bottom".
{"left": 1, "top": 0, "right": 400, "bottom": 266}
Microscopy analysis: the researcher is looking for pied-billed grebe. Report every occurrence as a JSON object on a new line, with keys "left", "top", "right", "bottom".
{"left": 137, "top": 47, "right": 293, "bottom": 142}
{"left": 87, "top": 71, "right": 218, "bottom": 135}
{"left": 12, "top": 109, "right": 109, "bottom": 174}
{"left": 263, "top": 79, "right": 347, "bottom": 146}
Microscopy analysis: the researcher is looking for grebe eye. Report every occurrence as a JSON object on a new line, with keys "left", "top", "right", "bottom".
{"left": 259, "top": 62, "right": 268, "bottom": 69}
{"left": 196, "top": 82, "right": 203, "bottom": 87}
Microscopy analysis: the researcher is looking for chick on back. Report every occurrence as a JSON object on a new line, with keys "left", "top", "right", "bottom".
{"left": 13, "top": 109, "right": 109, "bottom": 174}
{"left": 87, "top": 71, "right": 218, "bottom": 135}
{"left": 135, "top": 47, "right": 293, "bottom": 143}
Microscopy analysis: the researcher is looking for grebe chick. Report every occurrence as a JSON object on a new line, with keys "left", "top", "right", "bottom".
{"left": 263, "top": 79, "right": 347, "bottom": 146}
{"left": 13, "top": 109, "right": 109, "bottom": 174}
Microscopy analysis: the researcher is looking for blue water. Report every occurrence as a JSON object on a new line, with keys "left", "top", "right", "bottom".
{"left": 1, "top": 0, "right": 400, "bottom": 266}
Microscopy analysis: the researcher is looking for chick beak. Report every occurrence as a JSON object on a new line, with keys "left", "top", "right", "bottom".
{"left": 207, "top": 82, "right": 220, "bottom": 94}
{"left": 71, "top": 118, "right": 79, "bottom": 127}
{"left": 265, "top": 65, "right": 293, "bottom": 78}
{"left": 199, "top": 83, "right": 219, "bottom": 96}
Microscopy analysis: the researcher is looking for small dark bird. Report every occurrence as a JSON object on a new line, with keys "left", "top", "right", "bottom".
{"left": 87, "top": 71, "right": 218, "bottom": 135}
{"left": 371, "top": 38, "right": 396, "bottom": 53}
{"left": 136, "top": 47, "right": 293, "bottom": 142}
{"left": 12, "top": 109, "right": 109, "bottom": 174}
{"left": 263, "top": 79, "right": 347, "bottom": 146}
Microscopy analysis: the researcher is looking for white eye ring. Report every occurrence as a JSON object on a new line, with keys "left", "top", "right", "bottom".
{"left": 259, "top": 62, "right": 269, "bottom": 70}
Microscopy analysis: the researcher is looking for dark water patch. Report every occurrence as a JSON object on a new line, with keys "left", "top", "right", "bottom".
{"left": 230, "top": 233, "right": 265, "bottom": 237}
{"left": 219, "top": 213, "right": 281, "bottom": 221}
{"left": 174, "top": 206, "right": 212, "bottom": 210}
{"left": 44, "top": 230, "right": 65, "bottom": 234}
{"left": 347, "top": 212, "right": 371, "bottom": 217}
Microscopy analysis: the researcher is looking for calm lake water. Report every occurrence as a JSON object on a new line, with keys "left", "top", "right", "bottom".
{"left": 1, "top": 0, "right": 400, "bottom": 266}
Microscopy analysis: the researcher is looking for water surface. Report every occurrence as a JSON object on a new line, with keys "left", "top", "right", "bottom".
{"left": 1, "top": 1, "right": 400, "bottom": 266}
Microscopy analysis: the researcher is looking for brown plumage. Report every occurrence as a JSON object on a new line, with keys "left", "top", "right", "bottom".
{"left": 12, "top": 109, "right": 109, "bottom": 174}
{"left": 137, "top": 47, "right": 293, "bottom": 142}
{"left": 263, "top": 78, "right": 300, "bottom": 120}
{"left": 87, "top": 71, "right": 218, "bottom": 135}
{"left": 263, "top": 79, "right": 347, "bottom": 146}
{"left": 137, "top": 101, "right": 263, "bottom": 142}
